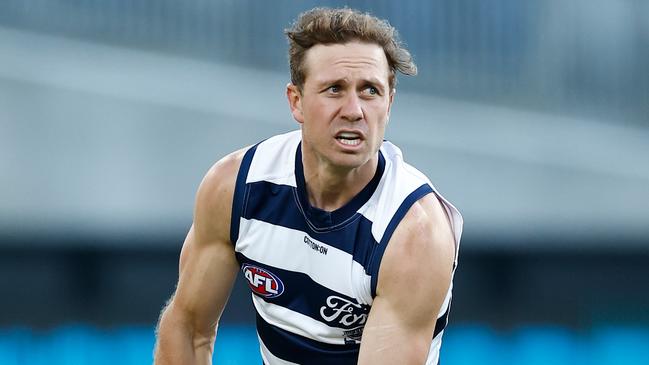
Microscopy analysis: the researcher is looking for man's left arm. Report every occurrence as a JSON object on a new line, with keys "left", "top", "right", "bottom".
{"left": 357, "top": 193, "right": 457, "bottom": 365}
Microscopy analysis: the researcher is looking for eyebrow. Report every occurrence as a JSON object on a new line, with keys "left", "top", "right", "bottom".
{"left": 316, "top": 77, "right": 387, "bottom": 92}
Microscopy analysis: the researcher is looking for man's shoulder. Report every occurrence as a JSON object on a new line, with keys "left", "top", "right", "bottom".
{"left": 200, "top": 148, "right": 248, "bottom": 197}
{"left": 398, "top": 193, "right": 455, "bottom": 255}
{"left": 206, "top": 130, "right": 300, "bottom": 187}
{"left": 376, "top": 192, "right": 456, "bottom": 297}
{"left": 193, "top": 129, "right": 300, "bottom": 234}
{"left": 192, "top": 148, "right": 248, "bottom": 242}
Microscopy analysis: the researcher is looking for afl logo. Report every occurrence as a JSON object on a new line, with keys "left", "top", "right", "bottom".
{"left": 242, "top": 264, "right": 284, "bottom": 298}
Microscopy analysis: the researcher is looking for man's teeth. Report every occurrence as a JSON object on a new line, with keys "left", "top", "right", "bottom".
{"left": 336, "top": 132, "right": 361, "bottom": 146}
{"left": 339, "top": 138, "right": 360, "bottom": 146}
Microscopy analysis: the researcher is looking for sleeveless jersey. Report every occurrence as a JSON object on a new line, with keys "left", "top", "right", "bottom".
{"left": 230, "top": 130, "right": 463, "bottom": 365}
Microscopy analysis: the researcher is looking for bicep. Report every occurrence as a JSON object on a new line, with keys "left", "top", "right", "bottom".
{"left": 172, "top": 225, "right": 239, "bottom": 336}
{"left": 358, "top": 194, "right": 455, "bottom": 364}
{"left": 169, "top": 151, "right": 244, "bottom": 337}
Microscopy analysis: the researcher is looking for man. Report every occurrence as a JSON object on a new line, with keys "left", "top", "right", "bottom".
{"left": 154, "top": 7, "right": 462, "bottom": 365}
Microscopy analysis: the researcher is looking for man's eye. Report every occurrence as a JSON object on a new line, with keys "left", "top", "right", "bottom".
{"left": 364, "top": 86, "right": 379, "bottom": 95}
{"left": 329, "top": 85, "right": 340, "bottom": 93}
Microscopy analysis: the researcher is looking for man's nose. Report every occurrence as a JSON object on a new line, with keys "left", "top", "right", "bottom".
{"left": 340, "top": 93, "right": 363, "bottom": 122}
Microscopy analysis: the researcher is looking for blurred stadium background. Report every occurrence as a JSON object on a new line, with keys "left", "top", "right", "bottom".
{"left": 1, "top": 0, "right": 648, "bottom": 364}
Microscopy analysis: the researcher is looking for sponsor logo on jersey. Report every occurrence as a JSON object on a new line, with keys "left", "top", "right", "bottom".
{"left": 320, "top": 295, "right": 370, "bottom": 343}
{"left": 320, "top": 295, "right": 369, "bottom": 327}
{"left": 304, "top": 235, "right": 328, "bottom": 255}
{"left": 242, "top": 264, "right": 284, "bottom": 298}
{"left": 342, "top": 326, "right": 365, "bottom": 344}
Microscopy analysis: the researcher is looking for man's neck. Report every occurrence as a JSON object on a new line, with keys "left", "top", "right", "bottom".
{"left": 301, "top": 149, "right": 378, "bottom": 212}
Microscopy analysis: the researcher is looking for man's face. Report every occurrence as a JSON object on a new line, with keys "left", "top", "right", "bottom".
{"left": 287, "top": 41, "right": 394, "bottom": 172}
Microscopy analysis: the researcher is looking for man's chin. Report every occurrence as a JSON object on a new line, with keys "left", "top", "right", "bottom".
{"left": 327, "top": 152, "right": 374, "bottom": 171}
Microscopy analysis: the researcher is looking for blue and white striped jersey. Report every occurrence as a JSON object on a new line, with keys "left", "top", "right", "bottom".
{"left": 230, "top": 130, "right": 463, "bottom": 365}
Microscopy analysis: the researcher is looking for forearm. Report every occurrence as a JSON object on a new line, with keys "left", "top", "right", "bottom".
{"left": 154, "top": 303, "right": 215, "bottom": 365}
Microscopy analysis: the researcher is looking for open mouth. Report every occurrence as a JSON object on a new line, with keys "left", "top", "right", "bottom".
{"left": 335, "top": 132, "right": 362, "bottom": 147}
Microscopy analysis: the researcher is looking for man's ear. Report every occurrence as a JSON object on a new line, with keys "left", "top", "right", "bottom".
{"left": 287, "top": 83, "right": 304, "bottom": 124}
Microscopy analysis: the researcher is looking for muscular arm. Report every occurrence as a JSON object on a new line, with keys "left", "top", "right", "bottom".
{"left": 358, "top": 194, "right": 456, "bottom": 365}
{"left": 154, "top": 150, "right": 244, "bottom": 365}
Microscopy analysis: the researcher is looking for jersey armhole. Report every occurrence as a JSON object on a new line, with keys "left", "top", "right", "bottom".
{"left": 368, "top": 184, "right": 434, "bottom": 298}
{"left": 229, "top": 143, "right": 259, "bottom": 245}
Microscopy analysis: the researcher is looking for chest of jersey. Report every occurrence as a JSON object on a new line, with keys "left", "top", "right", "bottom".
{"left": 234, "top": 188, "right": 375, "bottom": 344}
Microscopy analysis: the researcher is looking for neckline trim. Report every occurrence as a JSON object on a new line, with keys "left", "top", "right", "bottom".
{"left": 294, "top": 142, "right": 385, "bottom": 229}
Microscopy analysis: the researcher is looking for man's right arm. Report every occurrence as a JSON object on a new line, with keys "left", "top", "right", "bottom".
{"left": 153, "top": 149, "right": 245, "bottom": 365}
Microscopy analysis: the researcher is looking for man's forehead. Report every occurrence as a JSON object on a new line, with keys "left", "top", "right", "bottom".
{"left": 303, "top": 42, "right": 390, "bottom": 83}
{"left": 305, "top": 41, "right": 387, "bottom": 65}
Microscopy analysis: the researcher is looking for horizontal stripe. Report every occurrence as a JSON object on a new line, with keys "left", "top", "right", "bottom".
{"left": 237, "top": 253, "right": 370, "bottom": 331}
{"left": 243, "top": 182, "right": 378, "bottom": 270}
{"left": 252, "top": 295, "right": 346, "bottom": 344}
{"left": 259, "top": 334, "right": 300, "bottom": 365}
{"left": 369, "top": 183, "right": 434, "bottom": 297}
{"left": 237, "top": 218, "right": 372, "bottom": 299}
{"left": 256, "top": 312, "right": 359, "bottom": 365}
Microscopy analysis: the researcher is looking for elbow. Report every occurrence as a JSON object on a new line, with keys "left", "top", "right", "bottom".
{"left": 163, "top": 298, "right": 217, "bottom": 335}
{"left": 154, "top": 300, "right": 217, "bottom": 364}
{"left": 403, "top": 337, "right": 432, "bottom": 365}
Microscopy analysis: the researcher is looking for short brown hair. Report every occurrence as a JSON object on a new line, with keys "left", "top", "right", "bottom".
{"left": 285, "top": 7, "right": 417, "bottom": 90}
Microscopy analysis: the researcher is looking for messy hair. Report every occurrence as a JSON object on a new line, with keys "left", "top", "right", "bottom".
{"left": 285, "top": 7, "right": 417, "bottom": 90}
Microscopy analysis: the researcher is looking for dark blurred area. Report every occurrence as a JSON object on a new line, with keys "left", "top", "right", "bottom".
{"left": 2, "top": 244, "right": 649, "bottom": 330}
{"left": 1, "top": 1, "right": 648, "bottom": 363}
